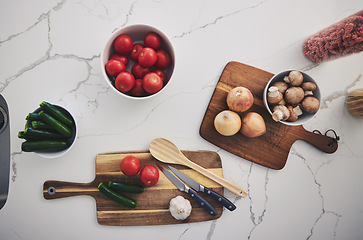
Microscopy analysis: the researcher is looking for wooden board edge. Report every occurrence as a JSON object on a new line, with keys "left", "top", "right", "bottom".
{"left": 199, "top": 61, "right": 287, "bottom": 170}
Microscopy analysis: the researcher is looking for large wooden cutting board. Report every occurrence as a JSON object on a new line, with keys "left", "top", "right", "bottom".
{"left": 200, "top": 62, "right": 338, "bottom": 170}
{"left": 43, "top": 151, "right": 224, "bottom": 226}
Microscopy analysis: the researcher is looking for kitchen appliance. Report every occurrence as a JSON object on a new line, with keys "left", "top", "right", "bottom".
{"left": 0, "top": 94, "right": 10, "bottom": 210}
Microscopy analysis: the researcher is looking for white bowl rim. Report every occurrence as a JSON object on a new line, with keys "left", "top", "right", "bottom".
{"left": 100, "top": 24, "right": 175, "bottom": 100}
{"left": 263, "top": 70, "right": 321, "bottom": 126}
{"left": 35, "top": 105, "right": 77, "bottom": 158}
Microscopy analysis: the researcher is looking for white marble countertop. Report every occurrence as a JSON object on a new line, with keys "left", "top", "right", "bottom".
{"left": 1, "top": 0, "right": 363, "bottom": 239}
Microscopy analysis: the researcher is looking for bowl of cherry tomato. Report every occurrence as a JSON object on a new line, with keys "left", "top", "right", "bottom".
{"left": 101, "top": 24, "right": 175, "bottom": 99}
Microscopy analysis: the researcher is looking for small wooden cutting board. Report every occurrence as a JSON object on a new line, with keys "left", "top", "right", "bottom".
{"left": 200, "top": 62, "right": 338, "bottom": 170}
{"left": 43, "top": 150, "right": 224, "bottom": 226}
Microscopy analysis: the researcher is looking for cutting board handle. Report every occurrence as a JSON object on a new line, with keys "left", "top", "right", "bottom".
{"left": 43, "top": 180, "right": 96, "bottom": 200}
{"left": 296, "top": 126, "right": 338, "bottom": 153}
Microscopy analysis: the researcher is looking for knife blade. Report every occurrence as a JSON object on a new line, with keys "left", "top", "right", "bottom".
{"left": 156, "top": 163, "right": 217, "bottom": 216}
{"left": 169, "top": 166, "right": 236, "bottom": 211}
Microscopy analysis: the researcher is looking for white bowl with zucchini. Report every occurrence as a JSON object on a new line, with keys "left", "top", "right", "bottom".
{"left": 18, "top": 101, "right": 77, "bottom": 158}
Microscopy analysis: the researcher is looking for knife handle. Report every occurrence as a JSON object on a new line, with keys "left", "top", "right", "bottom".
{"left": 187, "top": 188, "right": 218, "bottom": 216}
{"left": 203, "top": 187, "right": 236, "bottom": 211}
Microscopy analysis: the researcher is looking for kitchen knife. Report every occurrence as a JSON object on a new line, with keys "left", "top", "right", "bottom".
{"left": 0, "top": 94, "right": 10, "bottom": 211}
{"left": 169, "top": 166, "right": 236, "bottom": 211}
{"left": 156, "top": 163, "right": 218, "bottom": 216}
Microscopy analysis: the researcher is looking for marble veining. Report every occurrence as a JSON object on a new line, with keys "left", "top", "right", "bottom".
{"left": 1, "top": 0, "right": 363, "bottom": 240}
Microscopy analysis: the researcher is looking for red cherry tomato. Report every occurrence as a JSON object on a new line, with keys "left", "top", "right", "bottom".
{"left": 114, "top": 34, "right": 133, "bottom": 54}
{"left": 131, "top": 63, "right": 150, "bottom": 79}
{"left": 140, "top": 165, "right": 159, "bottom": 186}
{"left": 144, "top": 33, "right": 161, "bottom": 50}
{"left": 155, "top": 49, "right": 171, "bottom": 69}
{"left": 110, "top": 53, "right": 128, "bottom": 66}
{"left": 130, "top": 43, "right": 144, "bottom": 61}
{"left": 115, "top": 72, "right": 135, "bottom": 92}
{"left": 105, "top": 59, "right": 125, "bottom": 77}
{"left": 143, "top": 73, "right": 163, "bottom": 94}
{"left": 120, "top": 155, "right": 141, "bottom": 176}
{"left": 138, "top": 47, "right": 157, "bottom": 68}
{"left": 130, "top": 79, "right": 147, "bottom": 97}
{"left": 154, "top": 69, "right": 167, "bottom": 84}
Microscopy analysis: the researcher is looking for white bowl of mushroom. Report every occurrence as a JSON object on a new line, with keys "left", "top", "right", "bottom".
{"left": 263, "top": 70, "right": 321, "bottom": 126}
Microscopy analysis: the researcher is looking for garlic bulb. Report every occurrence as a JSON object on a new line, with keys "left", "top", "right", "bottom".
{"left": 169, "top": 196, "right": 192, "bottom": 220}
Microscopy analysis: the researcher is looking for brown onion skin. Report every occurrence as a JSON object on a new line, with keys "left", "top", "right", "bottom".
{"left": 214, "top": 110, "right": 241, "bottom": 136}
{"left": 240, "top": 112, "right": 266, "bottom": 138}
{"left": 227, "top": 87, "right": 254, "bottom": 112}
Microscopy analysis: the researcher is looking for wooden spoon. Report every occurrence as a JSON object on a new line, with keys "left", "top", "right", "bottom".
{"left": 149, "top": 138, "right": 248, "bottom": 198}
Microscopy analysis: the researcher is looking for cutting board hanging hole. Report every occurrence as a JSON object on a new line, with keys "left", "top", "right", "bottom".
{"left": 48, "top": 186, "right": 56, "bottom": 195}
{"left": 313, "top": 129, "right": 340, "bottom": 147}
{"left": 199, "top": 62, "right": 338, "bottom": 170}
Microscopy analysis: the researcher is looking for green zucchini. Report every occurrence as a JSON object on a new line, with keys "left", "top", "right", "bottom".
{"left": 21, "top": 140, "right": 69, "bottom": 152}
{"left": 38, "top": 111, "right": 72, "bottom": 138}
{"left": 40, "top": 101, "right": 74, "bottom": 128}
{"left": 108, "top": 181, "right": 144, "bottom": 194}
{"left": 18, "top": 130, "right": 56, "bottom": 140}
{"left": 23, "top": 127, "right": 66, "bottom": 139}
{"left": 98, "top": 182, "right": 137, "bottom": 208}
{"left": 26, "top": 113, "right": 40, "bottom": 121}
{"left": 18, "top": 131, "right": 44, "bottom": 140}
{"left": 31, "top": 121, "right": 52, "bottom": 130}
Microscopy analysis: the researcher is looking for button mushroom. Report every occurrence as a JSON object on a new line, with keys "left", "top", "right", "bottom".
{"left": 272, "top": 105, "right": 290, "bottom": 122}
{"left": 284, "top": 87, "right": 305, "bottom": 105}
{"left": 277, "top": 98, "right": 286, "bottom": 105}
{"left": 267, "top": 86, "right": 283, "bottom": 104}
{"left": 284, "top": 70, "right": 304, "bottom": 86}
{"left": 287, "top": 105, "right": 303, "bottom": 122}
{"left": 287, "top": 106, "right": 298, "bottom": 122}
{"left": 302, "top": 82, "right": 317, "bottom": 96}
{"left": 272, "top": 81, "right": 288, "bottom": 94}
{"left": 293, "top": 105, "right": 303, "bottom": 116}
{"left": 301, "top": 96, "right": 320, "bottom": 113}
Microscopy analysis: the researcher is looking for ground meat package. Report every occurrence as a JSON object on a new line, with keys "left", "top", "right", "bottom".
{"left": 303, "top": 10, "right": 363, "bottom": 63}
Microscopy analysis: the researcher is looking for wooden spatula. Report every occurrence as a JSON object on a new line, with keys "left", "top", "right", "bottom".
{"left": 149, "top": 138, "right": 248, "bottom": 198}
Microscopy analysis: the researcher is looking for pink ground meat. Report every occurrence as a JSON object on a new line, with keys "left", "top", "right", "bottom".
{"left": 303, "top": 10, "right": 363, "bottom": 63}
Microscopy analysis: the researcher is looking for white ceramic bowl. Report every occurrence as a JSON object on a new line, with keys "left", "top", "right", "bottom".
{"left": 28, "top": 105, "right": 77, "bottom": 158}
{"left": 101, "top": 24, "right": 175, "bottom": 99}
{"left": 263, "top": 70, "right": 321, "bottom": 126}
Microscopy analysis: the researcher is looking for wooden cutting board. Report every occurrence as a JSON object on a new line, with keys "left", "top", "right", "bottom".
{"left": 200, "top": 62, "right": 338, "bottom": 170}
{"left": 43, "top": 150, "right": 224, "bottom": 226}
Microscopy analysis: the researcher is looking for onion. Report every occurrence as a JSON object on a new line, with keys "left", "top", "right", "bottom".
{"left": 240, "top": 112, "right": 266, "bottom": 138}
{"left": 227, "top": 87, "right": 254, "bottom": 112}
{"left": 214, "top": 110, "right": 241, "bottom": 136}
